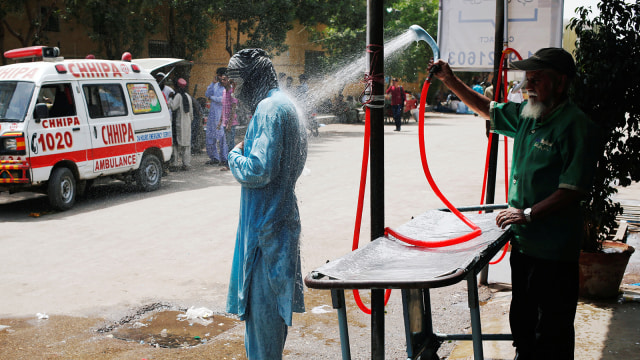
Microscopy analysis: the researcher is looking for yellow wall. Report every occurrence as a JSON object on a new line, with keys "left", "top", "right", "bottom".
{"left": 189, "top": 20, "right": 321, "bottom": 98}
{"left": 2, "top": 5, "right": 324, "bottom": 98}
{"left": 2, "top": 13, "right": 95, "bottom": 60}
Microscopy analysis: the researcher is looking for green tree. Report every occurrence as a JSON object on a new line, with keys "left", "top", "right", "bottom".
{"left": 165, "top": 0, "right": 218, "bottom": 61}
{"left": 66, "top": 0, "right": 162, "bottom": 60}
{"left": 569, "top": 0, "right": 640, "bottom": 250}
{"left": 214, "top": 0, "right": 297, "bottom": 57}
{"left": 307, "top": 0, "right": 440, "bottom": 82}
{"left": 68, "top": 0, "right": 218, "bottom": 61}
{"left": 384, "top": 0, "right": 439, "bottom": 83}
{"left": 1, "top": 0, "right": 61, "bottom": 64}
{"left": 307, "top": 0, "right": 367, "bottom": 63}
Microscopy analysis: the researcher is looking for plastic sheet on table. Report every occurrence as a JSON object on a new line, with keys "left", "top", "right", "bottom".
{"left": 311, "top": 211, "right": 508, "bottom": 285}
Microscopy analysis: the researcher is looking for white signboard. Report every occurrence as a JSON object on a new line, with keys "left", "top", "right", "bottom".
{"left": 438, "top": 0, "right": 564, "bottom": 71}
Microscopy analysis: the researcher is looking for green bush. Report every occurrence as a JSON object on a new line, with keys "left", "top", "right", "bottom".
{"left": 569, "top": 1, "right": 640, "bottom": 251}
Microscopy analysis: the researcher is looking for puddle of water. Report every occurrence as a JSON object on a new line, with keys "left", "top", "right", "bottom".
{"left": 109, "top": 310, "right": 240, "bottom": 348}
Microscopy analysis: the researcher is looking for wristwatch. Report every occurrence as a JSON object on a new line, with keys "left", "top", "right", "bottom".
{"left": 523, "top": 208, "right": 532, "bottom": 223}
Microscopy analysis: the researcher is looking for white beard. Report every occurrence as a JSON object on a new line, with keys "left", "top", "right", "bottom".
{"left": 520, "top": 98, "right": 548, "bottom": 120}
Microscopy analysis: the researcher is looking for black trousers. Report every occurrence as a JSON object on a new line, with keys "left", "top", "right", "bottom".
{"left": 509, "top": 251, "right": 579, "bottom": 360}
{"left": 392, "top": 104, "right": 403, "bottom": 130}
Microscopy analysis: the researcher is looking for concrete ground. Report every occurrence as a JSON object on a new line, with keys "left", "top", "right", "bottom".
{"left": 1, "top": 113, "right": 639, "bottom": 359}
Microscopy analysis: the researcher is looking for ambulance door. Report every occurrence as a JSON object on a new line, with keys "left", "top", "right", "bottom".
{"left": 81, "top": 82, "right": 137, "bottom": 175}
{"left": 30, "top": 82, "right": 92, "bottom": 182}
{"left": 125, "top": 82, "right": 172, "bottom": 159}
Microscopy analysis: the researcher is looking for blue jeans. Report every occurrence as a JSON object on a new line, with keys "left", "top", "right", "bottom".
{"left": 392, "top": 104, "right": 403, "bottom": 129}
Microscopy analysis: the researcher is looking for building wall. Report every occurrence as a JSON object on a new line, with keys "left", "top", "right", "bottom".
{"left": 2, "top": 5, "right": 324, "bottom": 99}
{"left": 188, "top": 20, "right": 321, "bottom": 98}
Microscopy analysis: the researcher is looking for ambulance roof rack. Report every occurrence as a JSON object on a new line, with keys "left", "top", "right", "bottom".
{"left": 4, "top": 46, "right": 62, "bottom": 62}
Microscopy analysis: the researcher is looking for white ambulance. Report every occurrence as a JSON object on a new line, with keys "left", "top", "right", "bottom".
{"left": 0, "top": 46, "right": 178, "bottom": 210}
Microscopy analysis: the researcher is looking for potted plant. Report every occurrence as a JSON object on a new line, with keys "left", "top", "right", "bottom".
{"left": 568, "top": 0, "right": 639, "bottom": 298}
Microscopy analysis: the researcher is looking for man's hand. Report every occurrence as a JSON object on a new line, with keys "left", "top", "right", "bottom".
{"left": 427, "top": 59, "right": 455, "bottom": 83}
{"left": 233, "top": 141, "right": 244, "bottom": 152}
{"left": 495, "top": 207, "right": 527, "bottom": 229}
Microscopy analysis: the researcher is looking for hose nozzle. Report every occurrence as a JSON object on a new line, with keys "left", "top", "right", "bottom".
{"left": 409, "top": 24, "right": 440, "bottom": 60}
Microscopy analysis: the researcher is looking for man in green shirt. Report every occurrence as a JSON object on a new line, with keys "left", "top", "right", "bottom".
{"left": 429, "top": 48, "right": 598, "bottom": 360}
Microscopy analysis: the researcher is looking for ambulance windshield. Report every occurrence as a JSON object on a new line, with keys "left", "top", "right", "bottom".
{"left": 0, "top": 81, "right": 35, "bottom": 122}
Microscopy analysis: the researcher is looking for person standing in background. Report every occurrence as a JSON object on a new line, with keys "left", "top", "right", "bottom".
{"left": 220, "top": 79, "right": 238, "bottom": 171}
{"left": 191, "top": 96, "right": 206, "bottom": 155}
{"left": 204, "top": 67, "right": 228, "bottom": 166}
{"left": 386, "top": 77, "right": 405, "bottom": 131}
{"left": 168, "top": 78, "right": 193, "bottom": 171}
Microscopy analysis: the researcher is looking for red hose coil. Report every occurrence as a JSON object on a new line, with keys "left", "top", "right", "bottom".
{"left": 384, "top": 79, "right": 482, "bottom": 247}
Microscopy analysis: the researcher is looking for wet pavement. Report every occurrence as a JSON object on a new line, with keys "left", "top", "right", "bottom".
{"left": 2, "top": 114, "right": 639, "bottom": 359}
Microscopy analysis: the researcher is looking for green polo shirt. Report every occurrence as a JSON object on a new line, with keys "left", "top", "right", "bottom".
{"left": 490, "top": 100, "right": 599, "bottom": 261}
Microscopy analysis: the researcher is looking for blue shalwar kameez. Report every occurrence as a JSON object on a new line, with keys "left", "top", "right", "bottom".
{"left": 205, "top": 82, "right": 227, "bottom": 162}
{"left": 227, "top": 88, "right": 307, "bottom": 359}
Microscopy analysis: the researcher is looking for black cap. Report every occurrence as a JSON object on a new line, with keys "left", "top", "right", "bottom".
{"left": 511, "top": 47, "right": 576, "bottom": 78}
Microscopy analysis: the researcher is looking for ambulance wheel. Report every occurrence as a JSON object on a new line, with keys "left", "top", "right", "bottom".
{"left": 136, "top": 154, "right": 162, "bottom": 192}
{"left": 48, "top": 167, "right": 76, "bottom": 211}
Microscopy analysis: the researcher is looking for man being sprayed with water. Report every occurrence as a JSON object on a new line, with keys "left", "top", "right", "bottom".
{"left": 429, "top": 48, "right": 599, "bottom": 360}
{"left": 225, "top": 48, "right": 308, "bottom": 359}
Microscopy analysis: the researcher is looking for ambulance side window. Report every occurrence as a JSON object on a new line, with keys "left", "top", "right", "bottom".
{"left": 82, "top": 84, "right": 127, "bottom": 118}
{"left": 126, "top": 83, "right": 162, "bottom": 114}
{"left": 38, "top": 83, "right": 77, "bottom": 118}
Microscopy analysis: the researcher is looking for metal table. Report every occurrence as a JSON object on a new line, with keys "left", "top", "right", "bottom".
{"left": 305, "top": 210, "right": 513, "bottom": 360}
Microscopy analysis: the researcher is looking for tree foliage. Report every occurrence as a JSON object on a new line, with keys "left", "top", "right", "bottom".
{"left": 66, "top": 0, "right": 162, "bottom": 60}
{"left": 66, "top": 0, "right": 217, "bottom": 61}
{"left": 307, "top": 0, "right": 439, "bottom": 82}
{"left": 569, "top": 0, "right": 640, "bottom": 250}
{"left": 213, "top": 0, "right": 298, "bottom": 57}
{"left": 165, "top": 0, "right": 217, "bottom": 60}
{"left": 0, "top": 0, "right": 62, "bottom": 64}
{"left": 384, "top": 0, "right": 439, "bottom": 83}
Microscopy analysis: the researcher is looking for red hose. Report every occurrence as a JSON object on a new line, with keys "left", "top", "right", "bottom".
{"left": 479, "top": 48, "right": 523, "bottom": 206}
{"left": 477, "top": 47, "right": 523, "bottom": 264}
{"left": 489, "top": 240, "right": 509, "bottom": 265}
{"left": 384, "top": 79, "right": 482, "bottom": 247}
{"left": 351, "top": 107, "right": 392, "bottom": 314}
{"left": 351, "top": 49, "right": 525, "bottom": 312}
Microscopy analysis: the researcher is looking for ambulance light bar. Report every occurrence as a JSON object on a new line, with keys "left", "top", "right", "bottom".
{"left": 4, "top": 46, "right": 60, "bottom": 60}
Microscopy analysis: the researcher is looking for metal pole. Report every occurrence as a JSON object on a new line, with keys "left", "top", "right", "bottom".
{"left": 486, "top": 0, "right": 505, "bottom": 208}
{"left": 479, "top": 0, "right": 505, "bottom": 286}
{"left": 368, "top": 1, "right": 385, "bottom": 358}
{"left": 467, "top": 272, "right": 485, "bottom": 360}
{"left": 331, "top": 289, "right": 352, "bottom": 360}
{"left": 368, "top": 1, "right": 384, "bottom": 240}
